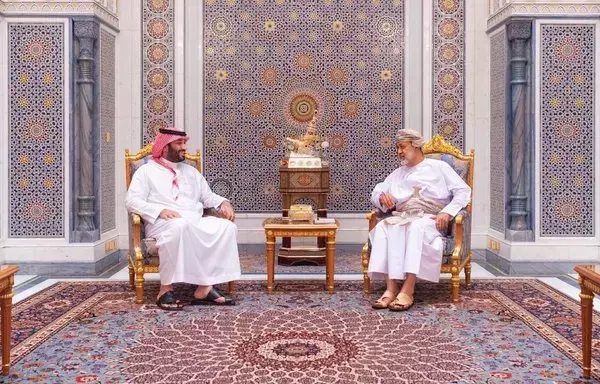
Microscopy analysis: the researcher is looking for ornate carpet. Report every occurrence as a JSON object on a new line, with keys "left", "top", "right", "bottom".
{"left": 1, "top": 279, "right": 598, "bottom": 383}
{"left": 239, "top": 249, "right": 363, "bottom": 274}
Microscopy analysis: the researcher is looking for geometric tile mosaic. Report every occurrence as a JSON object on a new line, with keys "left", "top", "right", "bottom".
{"left": 100, "top": 29, "right": 116, "bottom": 233}
{"left": 142, "top": 0, "right": 175, "bottom": 145}
{"left": 8, "top": 24, "right": 64, "bottom": 238}
{"left": 540, "top": 24, "right": 594, "bottom": 237}
{"left": 204, "top": 0, "right": 404, "bottom": 212}
{"left": 489, "top": 29, "right": 507, "bottom": 233}
{"left": 432, "top": 0, "right": 465, "bottom": 150}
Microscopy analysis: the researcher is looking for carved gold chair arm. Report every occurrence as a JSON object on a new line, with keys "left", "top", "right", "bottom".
{"left": 361, "top": 243, "right": 370, "bottom": 271}
{"left": 130, "top": 213, "right": 141, "bottom": 243}
{"left": 130, "top": 213, "right": 144, "bottom": 262}
{"left": 366, "top": 210, "right": 377, "bottom": 231}
{"left": 451, "top": 214, "right": 464, "bottom": 264}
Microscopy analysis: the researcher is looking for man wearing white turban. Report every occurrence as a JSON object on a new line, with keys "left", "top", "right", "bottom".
{"left": 125, "top": 127, "right": 241, "bottom": 310}
{"left": 368, "top": 129, "right": 471, "bottom": 311}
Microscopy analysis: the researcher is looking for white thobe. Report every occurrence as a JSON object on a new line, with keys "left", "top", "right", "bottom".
{"left": 125, "top": 159, "right": 241, "bottom": 286}
{"left": 368, "top": 158, "right": 471, "bottom": 282}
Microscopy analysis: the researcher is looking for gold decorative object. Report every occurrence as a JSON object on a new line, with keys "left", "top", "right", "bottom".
{"left": 284, "top": 110, "right": 329, "bottom": 168}
{"left": 422, "top": 134, "right": 473, "bottom": 160}
{"left": 288, "top": 204, "right": 314, "bottom": 222}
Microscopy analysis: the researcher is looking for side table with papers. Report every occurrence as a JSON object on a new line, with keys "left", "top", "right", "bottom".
{"left": 262, "top": 218, "right": 339, "bottom": 294}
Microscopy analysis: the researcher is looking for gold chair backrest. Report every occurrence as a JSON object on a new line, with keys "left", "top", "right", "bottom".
{"left": 125, "top": 143, "right": 202, "bottom": 189}
{"left": 421, "top": 135, "right": 475, "bottom": 214}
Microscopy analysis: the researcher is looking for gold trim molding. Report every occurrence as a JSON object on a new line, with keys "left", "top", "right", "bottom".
{"left": 266, "top": 230, "right": 335, "bottom": 237}
{"left": 582, "top": 279, "right": 600, "bottom": 295}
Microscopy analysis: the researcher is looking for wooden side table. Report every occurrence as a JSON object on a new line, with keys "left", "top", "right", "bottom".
{"left": 575, "top": 264, "right": 600, "bottom": 379}
{"left": 0, "top": 265, "right": 18, "bottom": 376}
{"left": 263, "top": 218, "right": 338, "bottom": 293}
{"left": 278, "top": 165, "right": 330, "bottom": 265}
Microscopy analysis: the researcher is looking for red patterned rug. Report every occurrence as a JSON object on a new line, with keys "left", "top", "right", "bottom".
{"left": 0, "top": 279, "right": 598, "bottom": 383}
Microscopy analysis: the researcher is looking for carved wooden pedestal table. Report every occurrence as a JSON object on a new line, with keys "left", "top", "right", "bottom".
{"left": 263, "top": 218, "right": 338, "bottom": 294}
{"left": 278, "top": 165, "right": 330, "bottom": 265}
{"left": 575, "top": 264, "right": 600, "bottom": 379}
{"left": 0, "top": 265, "right": 18, "bottom": 375}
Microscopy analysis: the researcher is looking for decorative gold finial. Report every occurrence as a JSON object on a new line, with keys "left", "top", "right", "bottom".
{"left": 283, "top": 109, "right": 328, "bottom": 168}
{"left": 285, "top": 109, "right": 321, "bottom": 156}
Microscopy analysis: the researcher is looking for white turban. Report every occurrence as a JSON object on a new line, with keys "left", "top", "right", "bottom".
{"left": 395, "top": 128, "right": 425, "bottom": 147}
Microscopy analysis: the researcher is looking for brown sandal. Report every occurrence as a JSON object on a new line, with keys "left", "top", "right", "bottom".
{"left": 372, "top": 295, "right": 395, "bottom": 309}
{"left": 388, "top": 292, "right": 414, "bottom": 312}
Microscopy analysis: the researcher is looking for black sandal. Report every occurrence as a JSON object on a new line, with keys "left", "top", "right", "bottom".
{"left": 190, "top": 288, "right": 235, "bottom": 306}
{"left": 156, "top": 291, "right": 184, "bottom": 311}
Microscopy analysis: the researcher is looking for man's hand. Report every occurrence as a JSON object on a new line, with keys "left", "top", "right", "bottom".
{"left": 159, "top": 209, "right": 181, "bottom": 220}
{"left": 378, "top": 193, "right": 395, "bottom": 210}
{"left": 431, "top": 213, "right": 451, "bottom": 233}
{"left": 219, "top": 201, "right": 235, "bottom": 221}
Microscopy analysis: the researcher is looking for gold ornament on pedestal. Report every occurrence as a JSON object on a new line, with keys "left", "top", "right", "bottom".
{"left": 277, "top": 109, "right": 332, "bottom": 265}
{"left": 283, "top": 110, "right": 329, "bottom": 168}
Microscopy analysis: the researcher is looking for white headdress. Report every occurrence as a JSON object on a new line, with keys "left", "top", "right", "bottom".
{"left": 395, "top": 128, "right": 425, "bottom": 147}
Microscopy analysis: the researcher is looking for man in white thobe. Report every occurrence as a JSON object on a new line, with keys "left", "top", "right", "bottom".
{"left": 125, "top": 127, "right": 241, "bottom": 310}
{"left": 368, "top": 129, "right": 471, "bottom": 311}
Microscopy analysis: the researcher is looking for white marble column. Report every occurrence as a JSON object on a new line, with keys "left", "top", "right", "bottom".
{"left": 73, "top": 19, "right": 100, "bottom": 242}
{"left": 506, "top": 21, "right": 533, "bottom": 241}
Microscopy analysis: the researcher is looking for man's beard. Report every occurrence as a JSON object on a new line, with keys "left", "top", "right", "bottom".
{"left": 165, "top": 144, "right": 185, "bottom": 162}
{"left": 400, "top": 148, "right": 416, "bottom": 166}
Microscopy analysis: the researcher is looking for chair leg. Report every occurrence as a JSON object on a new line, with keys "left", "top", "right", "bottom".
{"left": 465, "top": 259, "right": 472, "bottom": 288}
{"left": 128, "top": 259, "right": 135, "bottom": 290}
{"left": 451, "top": 267, "right": 460, "bottom": 303}
{"left": 227, "top": 281, "right": 234, "bottom": 295}
{"left": 361, "top": 244, "right": 370, "bottom": 296}
{"left": 134, "top": 261, "right": 145, "bottom": 304}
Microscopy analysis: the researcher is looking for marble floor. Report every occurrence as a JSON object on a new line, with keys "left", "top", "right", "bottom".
{"left": 10, "top": 252, "right": 595, "bottom": 311}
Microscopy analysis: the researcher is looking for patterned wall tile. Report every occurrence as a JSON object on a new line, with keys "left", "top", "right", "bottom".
{"left": 8, "top": 24, "right": 64, "bottom": 237}
{"left": 490, "top": 29, "right": 506, "bottom": 233}
{"left": 432, "top": 0, "right": 465, "bottom": 150}
{"left": 204, "top": 0, "right": 404, "bottom": 212}
{"left": 100, "top": 29, "right": 116, "bottom": 233}
{"left": 540, "top": 24, "right": 594, "bottom": 237}
{"left": 142, "top": 0, "right": 175, "bottom": 145}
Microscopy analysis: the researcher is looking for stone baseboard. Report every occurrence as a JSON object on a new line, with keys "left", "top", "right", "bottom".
{"left": 485, "top": 250, "right": 583, "bottom": 276}
{"left": 14, "top": 250, "right": 122, "bottom": 277}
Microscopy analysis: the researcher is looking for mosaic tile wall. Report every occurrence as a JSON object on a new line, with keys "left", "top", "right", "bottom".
{"left": 204, "top": 0, "right": 404, "bottom": 212}
{"left": 100, "top": 29, "right": 116, "bottom": 233}
{"left": 540, "top": 24, "right": 595, "bottom": 237}
{"left": 489, "top": 29, "right": 506, "bottom": 233}
{"left": 142, "top": 0, "right": 175, "bottom": 145}
{"left": 8, "top": 24, "right": 64, "bottom": 237}
{"left": 432, "top": 0, "right": 465, "bottom": 150}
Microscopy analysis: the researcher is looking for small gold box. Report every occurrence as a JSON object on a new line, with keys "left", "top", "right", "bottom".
{"left": 288, "top": 204, "right": 314, "bottom": 222}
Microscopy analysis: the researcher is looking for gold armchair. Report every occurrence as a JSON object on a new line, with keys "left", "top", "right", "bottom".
{"left": 361, "top": 135, "right": 475, "bottom": 303}
{"left": 125, "top": 144, "right": 234, "bottom": 304}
